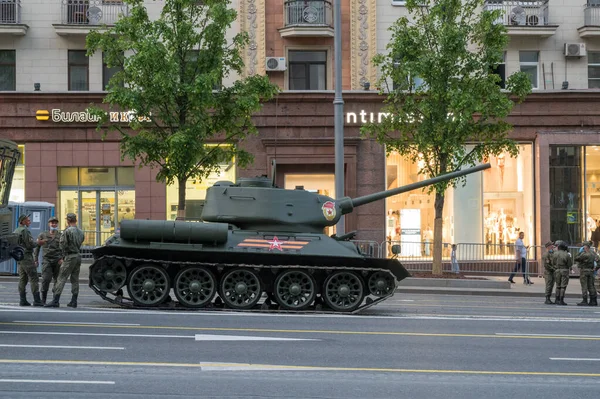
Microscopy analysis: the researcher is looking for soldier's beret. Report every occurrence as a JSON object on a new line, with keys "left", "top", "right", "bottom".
{"left": 66, "top": 213, "right": 77, "bottom": 222}
{"left": 48, "top": 216, "right": 58, "bottom": 223}
{"left": 18, "top": 214, "right": 31, "bottom": 224}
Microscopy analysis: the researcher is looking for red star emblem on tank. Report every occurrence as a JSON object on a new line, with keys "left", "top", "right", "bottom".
{"left": 268, "top": 236, "right": 284, "bottom": 251}
{"left": 322, "top": 201, "right": 336, "bottom": 221}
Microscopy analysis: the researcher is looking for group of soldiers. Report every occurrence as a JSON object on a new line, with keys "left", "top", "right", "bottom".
{"left": 13, "top": 212, "right": 85, "bottom": 308}
{"left": 542, "top": 240, "right": 599, "bottom": 306}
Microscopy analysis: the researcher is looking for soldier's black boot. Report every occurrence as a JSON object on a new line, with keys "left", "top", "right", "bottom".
{"left": 589, "top": 296, "right": 598, "bottom": 306}
{"left": 32, "top": 292, "right": 43, "bottom": 307}
{"left": 554, "top": 289, "right": 561, "bottom": 305}
{"left": 19, "top": 292, "right": 31, "bottom": 307}
{"left": 559, "top": 293, "right": 568, "bottom": 306}
{"left": 544, "top": 295, "right": 553, "bottom": 304}
{"left": 41, "top": 291, "right": 48, "bottom": 305}
{"left": 577, "top": 296, "right": 588, "bottom": 306}
{"left": 67, "top": 294, "right": 78, "bottom": 308}
{"left": 44, "top": 294, "right": 60, "bottom": 308}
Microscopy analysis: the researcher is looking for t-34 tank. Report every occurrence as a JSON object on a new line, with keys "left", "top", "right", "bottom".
{"left": 90, "top": 162, "right": 490, "bottom": 313}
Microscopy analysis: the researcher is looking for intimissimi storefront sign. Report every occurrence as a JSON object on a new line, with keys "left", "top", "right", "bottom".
{"left": 35, "top": 108, "right": 151, "bottom": 123}
{"left": 344, "top": 109, "right": 390, "bottom": 126}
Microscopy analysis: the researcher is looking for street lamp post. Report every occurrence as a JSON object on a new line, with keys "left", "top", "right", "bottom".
{"left": 333, "top": 0, "right": 345, "bottom": 235}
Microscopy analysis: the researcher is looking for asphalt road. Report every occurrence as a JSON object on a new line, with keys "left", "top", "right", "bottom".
{"left": 1, "top": 279, "right": 600, "bottom": 398}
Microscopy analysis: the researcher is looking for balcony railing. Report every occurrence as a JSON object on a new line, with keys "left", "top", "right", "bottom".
{"left": 284, "top": 0, "right": 332, "bottom": 27}
{"left": 484, "top": 0, "right": 549, "bottom": 26}
{"left": 0, "top": 0, "right": 21, "bottom": 24}
{"left": 60, "top": 0, "right": 128, "bottom": 26}
{"left": 584, "top": 3, "right": 600, "bottom": 26}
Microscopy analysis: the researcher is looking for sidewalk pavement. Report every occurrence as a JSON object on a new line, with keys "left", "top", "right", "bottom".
{"left": 0, "top": 262, "right": 591, "bottom": 299}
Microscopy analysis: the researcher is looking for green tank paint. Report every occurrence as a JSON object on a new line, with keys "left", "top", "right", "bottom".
{"left": 90, "top": 161, "right": 491, "bottom": 313}
{"left": 0, "top": 139, "right": 24, "bottom": 262}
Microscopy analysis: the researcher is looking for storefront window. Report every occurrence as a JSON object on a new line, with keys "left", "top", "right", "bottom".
{"left": 549, "top": 146, "right": 582, "bottom": 244}
{"left": 8, "top": 144, "right": 25, "bottom": 202}
{"left": 583, "top": 146, "right": 600, "bottom": 245}
{"left": 385, "top": 144, "right": 534, "bottom": 258}
{"left": 58, "top": 167, "right": 135, "bottom": 245}
{"left": 284, "top": 174, "right": 336, "bottom": 236}
{"left": 166, "top": 161, "right": 236, "bottom": 220}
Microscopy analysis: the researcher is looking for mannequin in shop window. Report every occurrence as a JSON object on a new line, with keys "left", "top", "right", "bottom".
{"left": 587, "top": 213, "right": 596, "bottom": 240}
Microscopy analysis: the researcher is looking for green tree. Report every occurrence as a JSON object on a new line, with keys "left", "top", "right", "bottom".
{"left": 361, "top": 0, "right": 531, "bottom": 274}
{"left": 86, "top": 0, "right": 279, "bottom": 217}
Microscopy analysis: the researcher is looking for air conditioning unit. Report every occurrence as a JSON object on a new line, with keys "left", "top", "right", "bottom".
{"left": 564, "top": 43, "right": 586, "bottom": 57}
{"left": 265, "top": 57, "right": 286, "bottom": 72}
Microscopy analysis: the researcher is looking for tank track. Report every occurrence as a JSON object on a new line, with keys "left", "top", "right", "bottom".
{"left": 89, "top": 255, "right": 398, "bottom": 315}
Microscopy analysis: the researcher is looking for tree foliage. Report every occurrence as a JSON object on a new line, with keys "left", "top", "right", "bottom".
{"left": 361, "top": 0, "right": 532, "bottom": 273}
{"left": 86, "top": 0, "right": 279, "bottom": 215}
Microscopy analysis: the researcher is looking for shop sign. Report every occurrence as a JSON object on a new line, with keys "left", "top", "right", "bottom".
{"left": 35, "top": 109, "right": 152, "bottom": 123}
{"left": 567, "top": 211, "right": 578, "bottom": 224}
{"left": 345, "top": 110, "right": 390, "bottom": 125}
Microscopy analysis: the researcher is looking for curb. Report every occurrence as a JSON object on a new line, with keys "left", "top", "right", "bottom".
{"left": 395, "top": 287, "right": 583, "bottom": 299}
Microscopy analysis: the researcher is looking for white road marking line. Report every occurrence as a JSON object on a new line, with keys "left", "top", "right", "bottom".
{"left": 0, "top": 331, "right": 193, "bottom": 339}
{"left": 194, "top": 334, "right": 318, "bottom": 342}
{"left": 0, "top": 344, "right": 124, "bottom": 350}
{"left": 409, "top": 316, "right": 600, "bottom": 322}
{"left": 197, "top": 362, "right": 327, "bottom": 371}
{"left": 12, "top": 320, "right": 140, "bottom": 326}
{"left": 0, "top": 379, "right": 115, "bottom": 385}
{"left": 497, "top": 333, "right": 600, "bottom": 338}
{"left": 550, "top": 358, "right": 600, "bottom": 361}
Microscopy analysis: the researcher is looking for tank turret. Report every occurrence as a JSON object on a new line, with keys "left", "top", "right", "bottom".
{"left": 201, "top": 162, "right": 491, "bottom": 233}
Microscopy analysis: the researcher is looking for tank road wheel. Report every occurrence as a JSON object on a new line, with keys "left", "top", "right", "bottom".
{"left": 90, "top": 258, "right": 127, "bottom": 293}
{"left": 127, "top": 264, "right": 171, "bottom": 307}
{"left": 274, "top": 270, "right": 317, "bottom": 311}
{"left": 220, "top": 268, "right": 262, "bottom": 310}
{"left": 173, "top": 267, "right": 217, "bottom": 308}
{"left": 368, "top": 271, "right": 396, "bottom": 297}
{"left": 323, "top": 271, "right": 365, "bottom": 312}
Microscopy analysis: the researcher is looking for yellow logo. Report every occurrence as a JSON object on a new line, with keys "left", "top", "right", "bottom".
{"left": 35, "top": 110, "right": 50, "bottom": 121}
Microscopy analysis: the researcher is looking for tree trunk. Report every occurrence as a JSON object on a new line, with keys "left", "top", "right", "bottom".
{"left": 177, "top": 177, "right": 187, "bottom": 219}
{"left": 432, "top": 191, "right": 446, "bottom": 275}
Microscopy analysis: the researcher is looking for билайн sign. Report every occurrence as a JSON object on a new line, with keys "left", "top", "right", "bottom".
{"left": 35, "top": 108, "right": 152, "bottom": 123}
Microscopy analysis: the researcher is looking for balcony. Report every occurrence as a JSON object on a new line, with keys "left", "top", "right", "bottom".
{"left": 0, "top": 0, "right": 28, "bottom": 35}
{"left": 53, "top": 0, "right": 129, "bottom": 36}
{"left": 278, "top": 0, "right": 334, "bottom": 38}
{"left": 484, "top": 0, "right": 557, "bottom": 37}
{"left": 578, "top": 3, "right": 600, "bottom": 38}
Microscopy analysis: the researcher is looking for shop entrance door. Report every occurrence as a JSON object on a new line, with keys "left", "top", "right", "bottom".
{"left": 80, "top": 190, "right": 116, "bottom": 246}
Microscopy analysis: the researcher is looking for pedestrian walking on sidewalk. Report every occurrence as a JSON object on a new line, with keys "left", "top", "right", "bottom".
{"left": 45, "top": 213, "right": 85, "bottom": 308}
{"left": 542, "top": 241, "right": 556, "bottom": 304}
{"left": 33, "top": 216, "right": 62, "bottom": 305}
{"left": 14, "top": 214, "right": 43, "bottom": 307}
{"left": 552, "top": 240, "right": 573, "bottom": 305}
{"left": 508, "top": 232, "right": 532, "bottom": 285}
{"left": 574, "top": 242, "right": 599, "bottom": 306}
{"left": 451, "top": 244, "right": 460, "bottom": 274}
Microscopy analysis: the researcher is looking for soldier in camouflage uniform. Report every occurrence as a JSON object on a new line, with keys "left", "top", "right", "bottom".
{"left": 14, "top": 214, "right": 43, "bottom": 306}
{"left": 45, "top": 213, "right": 85, "bottom": 308}
{"left": 542, "top": 241, "right": 556, "bottom": 304}
{"left": 574, "top": 242, "right": 599, "bottom": 306}
{"left": 33, "top": 216, "right": 62, "bottom": 305}
{"left": 552, "top": 240, "right": 573, "bottom": 306}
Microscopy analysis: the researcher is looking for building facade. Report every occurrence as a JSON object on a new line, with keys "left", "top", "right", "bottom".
{"left": 1, "top": 0, "right": 600, "bottom": 256}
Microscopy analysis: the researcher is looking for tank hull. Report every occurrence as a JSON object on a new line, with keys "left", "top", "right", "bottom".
{"left": 89, "top": 227, "right": 410, "bottom": 313}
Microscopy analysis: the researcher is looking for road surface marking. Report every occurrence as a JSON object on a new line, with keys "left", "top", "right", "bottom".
{"left": 0, "top": 359, "right": 599, "bottom": 377}
{"left": 194, "top": 334, "right": 317, "bottom": 341}
{"left": 0, "top": 344, "right": 124, "bottom": 350}
{"left": 0, "top": 379, "right": 114, "bottom": 385}
{"left": 12, "top": 320, "right": 140, "bottom": 326}
{"left": 550, "top": 358, "right": 600, "bottom": 361}
{"left": 2, "top": 325, "right": 600, "bottom": 341}
{"left": 0, "top": 330, "right": 193, "bottom": 339}
{"left": 498, "top": 333, "right": 600, "bottom": 338}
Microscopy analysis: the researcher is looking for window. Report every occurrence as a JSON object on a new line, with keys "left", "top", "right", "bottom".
{"left": 102, "top": 52, "right": 123, "bottom": 90}
{"left": 289, "top": 50, "right": 327, "bottom": 90}
{"left": 0, "top": 50, "right": 16, "bottom": 91}
{"left": 491, "top": 51, "right": 506, "bottom": 89}
{"left": 588, "top": 52, "right": 600, "bottom": 89}
{"left": 519, "top": 51, "right": 539, "bottom": 89}
{"left": 68, "top": 50, "right": 89, "bottom": 91}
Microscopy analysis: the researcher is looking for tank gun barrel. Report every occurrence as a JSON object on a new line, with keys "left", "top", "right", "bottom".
{"left": 345, "top": 163, "right": 491, "bottom": 212}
